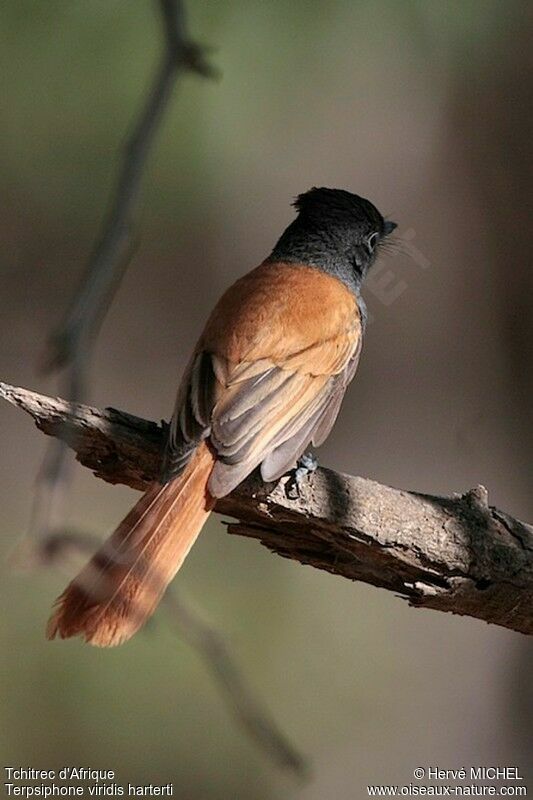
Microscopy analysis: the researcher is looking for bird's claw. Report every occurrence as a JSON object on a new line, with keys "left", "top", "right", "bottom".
{"left": 286, "top": 453, "right": 318, "bottom": 499}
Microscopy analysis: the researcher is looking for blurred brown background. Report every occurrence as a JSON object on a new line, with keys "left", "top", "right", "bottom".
{"left": 0, "top": 1, "right": 531, "bottom": 797}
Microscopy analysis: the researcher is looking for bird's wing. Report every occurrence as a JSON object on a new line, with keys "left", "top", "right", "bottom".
{"left": 162, "top": 262, "right": 363, "bottom": 497}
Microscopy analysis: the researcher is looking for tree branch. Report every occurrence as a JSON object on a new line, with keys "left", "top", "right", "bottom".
{"left": 3, "top": 381, "right": 532, "bottom": 636}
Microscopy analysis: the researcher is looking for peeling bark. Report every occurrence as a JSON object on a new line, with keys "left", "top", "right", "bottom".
{"left": 2, "top": 381, "right": 532, "bottom": 635}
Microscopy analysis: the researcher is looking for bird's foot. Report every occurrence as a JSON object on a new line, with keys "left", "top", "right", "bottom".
{"left": 286, "top": 452, "right": 318, "bottom": 499}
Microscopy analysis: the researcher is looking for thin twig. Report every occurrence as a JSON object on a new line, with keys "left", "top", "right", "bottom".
{"left": 45, "top": 1, "right": 215, "bottom": 377}
{"left": 164, "top": 591, "right": 308, "bottom": 777}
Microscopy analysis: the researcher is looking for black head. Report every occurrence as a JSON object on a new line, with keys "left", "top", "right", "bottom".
{"left": 269, "top": 187, "right": 397, "bottom": 292}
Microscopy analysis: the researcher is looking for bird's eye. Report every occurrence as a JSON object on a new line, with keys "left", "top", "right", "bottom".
{"left": 365, "top": 232, "right": 379, "bottom": 254}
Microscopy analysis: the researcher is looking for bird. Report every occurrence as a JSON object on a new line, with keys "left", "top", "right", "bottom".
{"left": 46, "top": 187, "right": 397, "bottom": 647}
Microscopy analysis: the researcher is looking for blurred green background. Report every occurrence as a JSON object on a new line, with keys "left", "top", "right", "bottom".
{"left": 0, "top": 1, "right": 531, "bottom": 797}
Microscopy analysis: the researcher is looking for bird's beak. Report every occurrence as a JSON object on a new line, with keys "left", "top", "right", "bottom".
{"left": 383, "top": 220, "right": 397, "bottom": 235}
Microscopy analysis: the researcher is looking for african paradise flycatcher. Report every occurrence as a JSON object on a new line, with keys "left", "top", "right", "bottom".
{"left": 47, "top": 187, "right": 397, "bottom": 646}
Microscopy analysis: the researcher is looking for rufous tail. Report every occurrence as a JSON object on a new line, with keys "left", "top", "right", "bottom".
{"left": 46, "top": 441, "right": 215, "bottom": 647}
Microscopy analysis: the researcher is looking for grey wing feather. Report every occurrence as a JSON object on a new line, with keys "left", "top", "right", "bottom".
{"left": 161, "top": 352, "right": 214, "bottom": 482}
{"left": 161, "top": 352, "right": 302, "bottom": 487}
{"left": 261, "top": 346, "right": 361, "bottom": 481}
{"left": 210, "top": 370, "right": 304, "bottom": 463}
{"left": 209, "top": 371, "right": 333, "bottom": 497}
{"left": 311, "top": 343, "right": 362, "bottom": 447}
{"left": 260, "top": 402, "right": 327, "bottom": 482}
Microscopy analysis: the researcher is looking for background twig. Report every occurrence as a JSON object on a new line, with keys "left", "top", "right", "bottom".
{"left": 44, "top": 1, "right": 215, "bottom": 380}
{"left": 164, "top": 590, "right": 308, "bottom": 776}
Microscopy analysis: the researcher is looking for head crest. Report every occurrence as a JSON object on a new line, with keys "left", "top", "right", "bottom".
{"left": 293, "top": 187, "right": 384, "bottom": 228}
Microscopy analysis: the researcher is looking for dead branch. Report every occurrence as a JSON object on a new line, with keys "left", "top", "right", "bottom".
{"left": 3, "top": 381, "right": 532, "bottom": 636}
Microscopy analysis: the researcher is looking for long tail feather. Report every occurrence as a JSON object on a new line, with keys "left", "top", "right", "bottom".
{"left": 46, "top": 442, "right": 215, "bottom": 647}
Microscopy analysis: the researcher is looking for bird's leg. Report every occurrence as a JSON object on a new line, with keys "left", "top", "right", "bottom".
{"left": 286, "top": 452, "right": 318, "bottom": 499}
